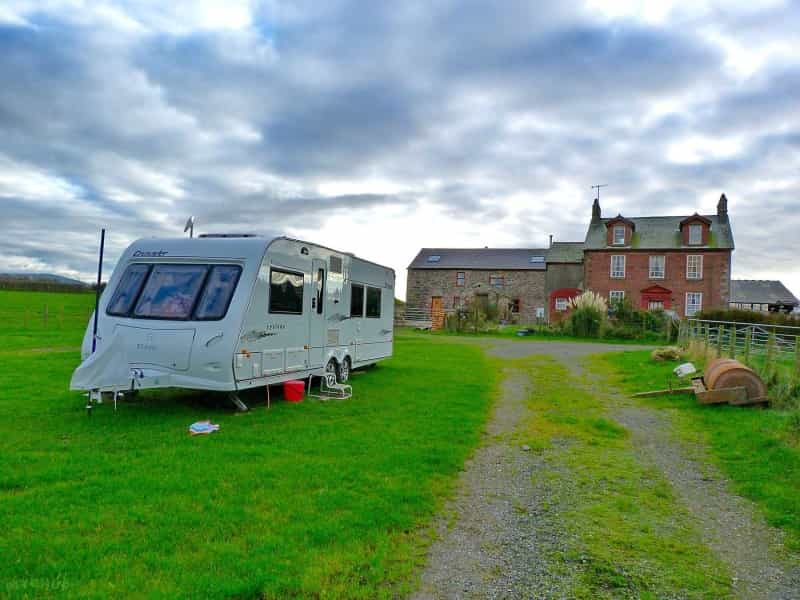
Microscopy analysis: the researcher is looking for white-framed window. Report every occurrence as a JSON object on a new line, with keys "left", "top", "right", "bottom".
{"left": 686, "top": 255, "right": 703, "bottom": 280}
{"left": 648, "top": 300, "right": 664, "bottom": 311}
{"left": 609, "top": 290, "right": 625, "bottom": 303}
{"left": 686, "top": 292, "right": 703, "bottom": 316}
{"left": 610, "top": 255, "right": 626, "bottom": 278}
{"left": 649, "top": 255, "right": 665, "bottom": 279}
{"left": 555, "top": 297, "right": 569, "bottom": 311}
{"left": 613, "top": 225, "right": 626, "bottom": 245}
{"left": 535, "top": 307, "right": 545, "bottom": 319}
{"left": 489, "top": 274, "right": 504, "bottom": 288}
{"left": 456, "top": 271, "right": 465, "bottom": 287}
{"left": 688, "top": 224, "right": 703, "bottom": 245}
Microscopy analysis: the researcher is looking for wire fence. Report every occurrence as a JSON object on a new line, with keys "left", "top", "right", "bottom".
{"left": 679, "top": 318, "right": 800, "bottom": 380}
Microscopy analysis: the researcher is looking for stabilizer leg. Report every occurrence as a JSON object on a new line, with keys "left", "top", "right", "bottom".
{"left": 229, "top": 392, "right": 249, "bottom": 412}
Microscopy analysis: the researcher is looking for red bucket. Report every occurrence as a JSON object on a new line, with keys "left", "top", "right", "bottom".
{"left": 283, "top": 380, "right": 305, "bottom": 403}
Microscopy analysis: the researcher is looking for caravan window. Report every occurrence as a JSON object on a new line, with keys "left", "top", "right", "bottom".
{"left": 194, "top": 265, "right": 242, "bottom": 320}
{"left": 366, "top": 287, "right": 381, "bottom": 318}
{"left": 269, "top": 269, "right": 304, "bottom": 315}
{"left": 107, "top": 264, "right": 150, "bottom": 316}
{"left": 133, "top": 265, "right": 209, "bottom": 319}
{"left": 350, "top": 284, "right": 364, "bottom": 317}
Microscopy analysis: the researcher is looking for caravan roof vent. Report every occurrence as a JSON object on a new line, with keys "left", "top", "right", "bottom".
{"left": 197, "top": 233, "right": 258, "bottom": 238}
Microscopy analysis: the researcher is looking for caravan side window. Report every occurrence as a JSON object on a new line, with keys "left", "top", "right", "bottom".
{"left": 350, "top": 284, "right": 364, "bottom": 317}
{"left": 194, "top": 265, "right": 242, "bottom": 320}
{"left": 366, "top": 287, "right": 381, "bottom": 318}
{"left": 269, "top": 269, "right": 304, "bottom": 315}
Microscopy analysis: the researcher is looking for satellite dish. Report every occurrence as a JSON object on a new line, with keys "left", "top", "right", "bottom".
{"left": 184, "top": 216, "right": 195, "bottom": 238}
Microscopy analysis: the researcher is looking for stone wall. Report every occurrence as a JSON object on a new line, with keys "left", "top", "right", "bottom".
{"left": 406, "top": 268, "right": 548, "bottom": 324}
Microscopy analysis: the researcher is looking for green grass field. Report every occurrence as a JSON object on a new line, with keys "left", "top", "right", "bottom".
{"left": 597, "top": 351, "right": 800, "bottom": 553}
{"left": 0, "top": 291, "right": 495, "bottom": 598}
{"left": 0, "top": 289, "right": 94, "bottom": 351}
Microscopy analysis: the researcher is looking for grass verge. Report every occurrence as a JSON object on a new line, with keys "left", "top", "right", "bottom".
{"left": 596, "top": 350, "right": 800, "bottom": 553}
{"left": 517, "top": 356, "right": 731, "bottom": 598}
{"left": 0, "top": 335, "right": 495, "bottom": 598}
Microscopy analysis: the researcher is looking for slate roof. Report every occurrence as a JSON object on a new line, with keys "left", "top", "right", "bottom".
{"left": 408, "top": 248, "right": 550, "bottom": 270}
{"left": 584, "top": 214, "right": 735, "bottom": 250}
{"left": 731, "top": 280, "right": 799, "bottom": 307}
{"left": 547, "top": 242, "right": 584, "bottom": 263}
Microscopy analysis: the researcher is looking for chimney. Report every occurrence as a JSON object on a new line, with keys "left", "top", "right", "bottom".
{"left": 591, "top": 197, "right": 601, "bottom": 221}
{"left": 717, "top": 193, "right": 728, "bottom": 218}
{"left": 549, "top": 234, "right": 553, "bottom": 248}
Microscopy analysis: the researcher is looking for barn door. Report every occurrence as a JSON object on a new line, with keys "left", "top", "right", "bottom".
{"left": 431, "top": 296, "right": 444, "bottom": 330}
{"left": 308, "top": 259, "right": 326, "bottom": 368}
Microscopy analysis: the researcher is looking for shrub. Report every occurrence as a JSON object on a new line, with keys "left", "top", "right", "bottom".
{"left": 603, "top": 325, "right": 637, "bottom": 340}
{"left": 565, "top": 292, "right": 608, "bottom": 338}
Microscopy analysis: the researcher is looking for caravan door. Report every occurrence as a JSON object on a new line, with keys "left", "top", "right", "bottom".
{"left": 308, "top": 259, "right": 326, "bottom": 368}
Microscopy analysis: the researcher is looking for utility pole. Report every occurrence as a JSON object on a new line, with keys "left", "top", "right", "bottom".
{"left": 591, "top": 184, "right": 608, "bottom": 201}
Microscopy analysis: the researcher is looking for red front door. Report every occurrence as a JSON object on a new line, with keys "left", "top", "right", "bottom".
{"left": 640, "top": 285, "right": 671, "bottom": 310}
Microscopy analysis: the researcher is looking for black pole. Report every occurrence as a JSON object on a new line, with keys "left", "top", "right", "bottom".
{"left": 91, "top": 229, "right": 106, "bottom": 353}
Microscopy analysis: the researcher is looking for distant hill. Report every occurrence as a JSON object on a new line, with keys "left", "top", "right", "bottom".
{"left": 0, "top": 272, "right": 87, "bottom": 286}
{"left": 0, "top": 272, "right": 90, "bottom": 292}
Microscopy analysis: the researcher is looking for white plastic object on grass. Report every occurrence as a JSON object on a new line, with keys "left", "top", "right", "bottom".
{"left": 673, "top": 363, "right": 697, "bottom": 378}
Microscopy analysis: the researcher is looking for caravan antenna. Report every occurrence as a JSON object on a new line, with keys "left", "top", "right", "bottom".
{"left": 184, "top": 216, "right": 195, "bottom": 238}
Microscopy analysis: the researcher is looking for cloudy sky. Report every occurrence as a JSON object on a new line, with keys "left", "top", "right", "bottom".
{"left": 1, "top": 0, "right": 798, "bottom": 299}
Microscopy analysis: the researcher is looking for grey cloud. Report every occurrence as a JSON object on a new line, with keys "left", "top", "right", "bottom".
{"left": 0, "top": 1, "right": 798, "bottom": 296}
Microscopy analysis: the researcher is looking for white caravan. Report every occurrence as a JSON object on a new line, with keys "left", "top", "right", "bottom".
{"left": 71, "top": 236, "right": 395, "bottom": 408}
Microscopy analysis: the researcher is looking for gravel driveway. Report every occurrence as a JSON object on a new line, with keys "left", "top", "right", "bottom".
{"left": 411, "top": 337, "right": 800, "bottom": 600}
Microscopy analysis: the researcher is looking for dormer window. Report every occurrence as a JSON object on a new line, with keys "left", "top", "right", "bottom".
{"left": 679, "top": 213, "right": 711, "bottom": 246}
{"left": 606, "top": 215, "right": 634, "bottom": 247}
{"left": 688, "top": 224, "right": 702, "bottom": 245}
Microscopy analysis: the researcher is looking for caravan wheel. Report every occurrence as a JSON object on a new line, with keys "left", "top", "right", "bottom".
{"left": 339, "top": 357, "right": 351, "bottom": 383}
{"left": 325, "top": 358, "right": 339, "bottom": 380}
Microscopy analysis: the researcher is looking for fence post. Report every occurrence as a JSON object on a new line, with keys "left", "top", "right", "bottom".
{"left": 766, "top": 330, "right": 776, "bottom": 376}
{"left": 704, "top": 322, "right": 710, "bottom": 347}
{"left": 717, "top": 324, "right": 725, "bottom": 356}
{"left": 743, "top": 328, "right": 752, "bottom": 365}
{"left": 729, "top": 325, "right": 737, "bottom": 359}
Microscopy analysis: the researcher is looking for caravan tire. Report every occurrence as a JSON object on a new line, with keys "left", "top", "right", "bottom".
{"left": 339, "top": 357, "right": 351, "bottom": 383}
{"left": 325, "top": 358, "right": 338, "bottom": 379}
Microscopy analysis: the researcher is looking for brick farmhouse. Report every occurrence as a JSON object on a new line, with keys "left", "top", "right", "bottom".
{"left": 406, "top": 194, "right": 734, "bottom": 325}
